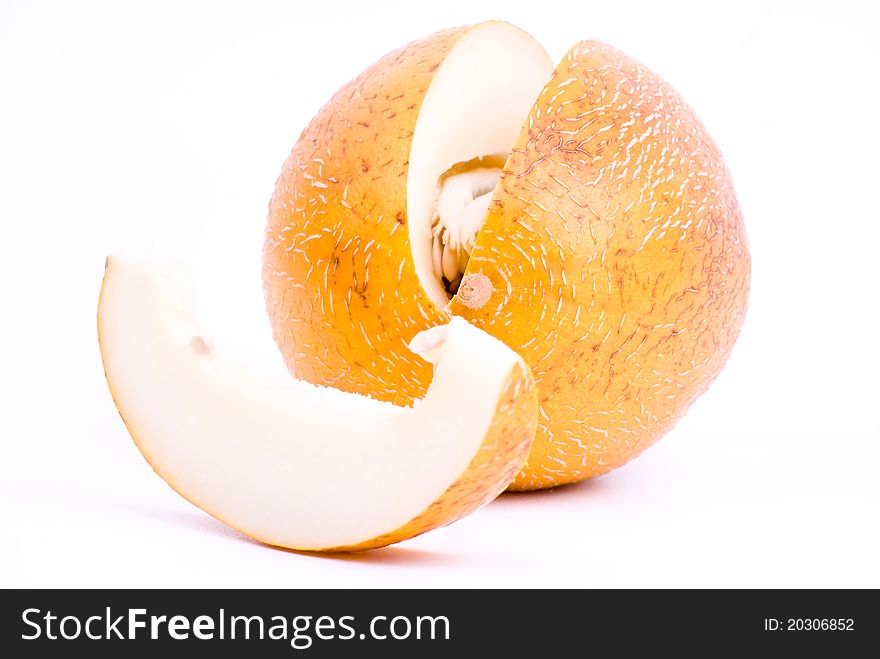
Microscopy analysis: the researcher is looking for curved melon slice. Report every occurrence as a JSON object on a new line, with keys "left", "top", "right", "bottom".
{"left": 98, "top": 255, "right": 537, "bottom": 551}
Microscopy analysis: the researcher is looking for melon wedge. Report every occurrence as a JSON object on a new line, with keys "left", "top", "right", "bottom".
{"left": 98, "top": 254, "right": 537, "bottom": 551}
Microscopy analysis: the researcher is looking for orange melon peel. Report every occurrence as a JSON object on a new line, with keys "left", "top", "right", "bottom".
{"left": 264, "top": 22, "right": 750, "bottom": 490}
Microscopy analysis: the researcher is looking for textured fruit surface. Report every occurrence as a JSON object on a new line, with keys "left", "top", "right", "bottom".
{"left": 264, "top": 29, "right": 750, "bottom": 490}
{"left": 264, "top": 27, "right": 464, "bottom": 406}
{"left": 451, "top": 41, "right": 750, "bottom": 489}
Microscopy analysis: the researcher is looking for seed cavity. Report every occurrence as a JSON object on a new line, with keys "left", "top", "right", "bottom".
{"left": 430, "top": 155, "right": 504, "bottom": 297}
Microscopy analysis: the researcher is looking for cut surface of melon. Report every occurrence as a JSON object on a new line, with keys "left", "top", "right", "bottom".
{"left": 407, "top": 21, "right": 552, "bottom": 307}
{"left": 98, "top": 254, "right": 537, "bottom": 551}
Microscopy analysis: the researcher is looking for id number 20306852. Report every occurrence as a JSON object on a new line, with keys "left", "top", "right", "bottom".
{"left": 764, "top": 619, "right": 854, "bottom": 631}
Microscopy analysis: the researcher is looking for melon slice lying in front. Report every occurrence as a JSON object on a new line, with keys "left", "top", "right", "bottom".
{"left": 97, "top": 254, "right": 537, "bottom": 551}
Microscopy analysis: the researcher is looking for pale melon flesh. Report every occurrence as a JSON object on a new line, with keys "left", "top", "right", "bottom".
{"left": 407, "top": 22, "right": 553, "bottom": 306}
{"left": 98, "top": 254, "right": 536, "bottom": 551}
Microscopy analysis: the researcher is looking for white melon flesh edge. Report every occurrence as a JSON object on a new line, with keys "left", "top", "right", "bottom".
{"left": 407, "top": 21, "right": 553, "bottom": 307}
{"left": 98, "top": 254, "right": 525, "bottom": 550}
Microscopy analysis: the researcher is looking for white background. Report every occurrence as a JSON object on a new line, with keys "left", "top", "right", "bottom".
{"left": 2, "top": 0, "right": 878, "bottom": 588}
